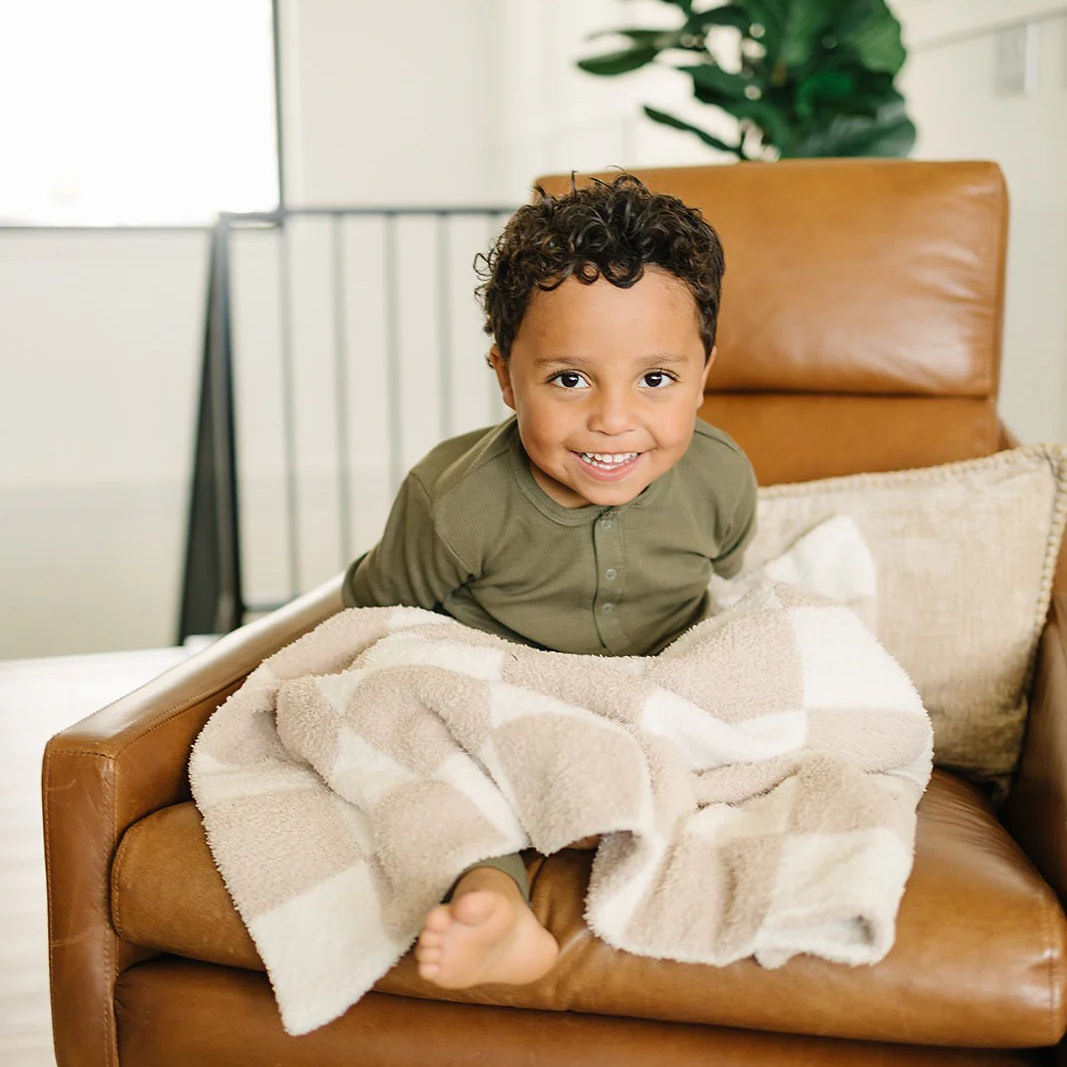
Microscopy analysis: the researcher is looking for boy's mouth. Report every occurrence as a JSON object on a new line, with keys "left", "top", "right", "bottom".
{"left": 576, "top": 451, "right": 641, "bottom": 474}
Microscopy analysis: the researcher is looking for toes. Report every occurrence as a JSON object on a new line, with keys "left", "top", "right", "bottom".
{"left": 415, "top": 942, "right": 442, "bottom": 964}
{"left": 416, "top": 933, "right": 442, "bottom": 954}
{"left": 451, "top": 889, "right": 497, "bottom": 926}
{"left": 415, "top": 935, "right": 445, "bottom": 980}
{"left": 418, "top": 928, "right": 444, "bottom": 950}
{"left": 421, "top": 905, "right": 452, "bottom": 933}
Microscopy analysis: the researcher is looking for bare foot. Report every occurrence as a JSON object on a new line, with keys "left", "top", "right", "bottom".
{"left": 415, "top": 865, "right": 559, "bottom": 988}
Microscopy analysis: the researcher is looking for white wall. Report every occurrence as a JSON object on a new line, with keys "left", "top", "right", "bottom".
{"left": 898, "top": 1, "right": 1067, "bottom": 442}
{"left": 4, "top": 0, "right": 1065, "bottom": 658}
{"left": 0, "top": 231, "right": 208, "bottom": 658}
{"left": 277, "top": 0, "right": 501, "bottom": 206}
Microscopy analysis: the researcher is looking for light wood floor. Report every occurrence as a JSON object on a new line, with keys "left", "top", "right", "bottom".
{"left": 1, "top": 646, "right": 199, "bottom": 1067}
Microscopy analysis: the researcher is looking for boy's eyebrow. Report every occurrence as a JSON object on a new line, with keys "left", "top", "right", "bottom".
{"left": 533, "top": 355, "right": 584, "bottom": 367}
{"left": 533, "top": 352, "right": 690, "bottom": 368}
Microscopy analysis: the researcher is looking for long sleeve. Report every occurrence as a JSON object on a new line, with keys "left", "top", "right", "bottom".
{"left": 341, "top": 474, "right": 474, "bottom": 610}
{"left": 711, "top": 458, "right": 758, "bottom": 579}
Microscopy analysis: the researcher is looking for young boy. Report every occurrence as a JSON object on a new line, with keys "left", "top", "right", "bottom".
{"left": 341, "top": 174, "right": 757, "bottom": 991}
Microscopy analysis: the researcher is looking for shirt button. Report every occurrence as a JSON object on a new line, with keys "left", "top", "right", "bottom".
{"left": 602, "top": 602, "right": 615, "bottom": 613}
{"left": 600, "top": 518, "right": 614, "bottom": 530}
{"left": 605, "top": 568, "right": 618, "bottom": 580}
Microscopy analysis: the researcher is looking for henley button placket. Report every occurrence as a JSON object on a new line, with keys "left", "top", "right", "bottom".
{"left": 592, "top": 509, "right": 626, "bottom": 650}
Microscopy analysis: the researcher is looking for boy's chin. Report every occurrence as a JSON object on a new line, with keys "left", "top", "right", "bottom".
{"left": 582, "top": 487, "right": 646, "bottom": 507}
{"left": 566, "top": 477, "right": 649, "bottom": 509}
{"left": 531, "top": 454, "right": 656, "bottom": 508}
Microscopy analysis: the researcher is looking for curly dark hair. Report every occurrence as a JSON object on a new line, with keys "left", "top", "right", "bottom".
{"left": 475, "top": 173, "right": 724, "bottom": 360}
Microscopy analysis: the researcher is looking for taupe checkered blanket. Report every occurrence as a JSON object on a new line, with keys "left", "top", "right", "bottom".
{"left": 190, "top": 581, "right": 932, "bottom": 1035}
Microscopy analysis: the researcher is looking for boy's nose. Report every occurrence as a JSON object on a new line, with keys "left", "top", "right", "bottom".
{"left": 588, "top": 389, "right": 636, "bottom": 435}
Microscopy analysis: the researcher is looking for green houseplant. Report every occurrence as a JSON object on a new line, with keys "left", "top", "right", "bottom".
{"left": 578, "top": 0, "right": 915, "bottom": 160}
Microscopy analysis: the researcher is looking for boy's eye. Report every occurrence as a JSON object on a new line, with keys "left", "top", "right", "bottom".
{"left": 642, "top": 371, "right": 673, "bottom": 388}
{"left": 551, "top": 371, "right": 588, "bottom": 389}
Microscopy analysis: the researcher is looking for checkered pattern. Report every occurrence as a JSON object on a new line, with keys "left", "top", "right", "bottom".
{"left": 190, "top": 581, "right": 932, "bottom": 1036}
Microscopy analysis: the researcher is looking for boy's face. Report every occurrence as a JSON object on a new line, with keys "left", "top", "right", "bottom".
{"left": 490, "top": 268, "right": 713, "bottom": 509}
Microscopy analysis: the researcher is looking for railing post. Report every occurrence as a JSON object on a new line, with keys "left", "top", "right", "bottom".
{"left": 178, "top": 217, "right": 244, "bottom": 641}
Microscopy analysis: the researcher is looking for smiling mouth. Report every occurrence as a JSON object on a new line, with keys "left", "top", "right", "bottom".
{"left": 577, "top": 451, "right": 640, "bottom": 472}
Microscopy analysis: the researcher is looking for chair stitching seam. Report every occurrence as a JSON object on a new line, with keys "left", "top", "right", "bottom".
{"left": 1043, "top": 620, "right": 1067, "bottom": 1046}
{"left": 41, "top": 750, "right": 57, "bottom": 1049}
{"left": 103, "top": 756, "right": 117, "bottom": 1066}
{"left": 110, "top": 830, "right": 134, "bottom": 945}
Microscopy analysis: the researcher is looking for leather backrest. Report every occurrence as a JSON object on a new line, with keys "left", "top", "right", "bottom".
{"left": 536, "top": 160, "right": 1008, "bottom": 484}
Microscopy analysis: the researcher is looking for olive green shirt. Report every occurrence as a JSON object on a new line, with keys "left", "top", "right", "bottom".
{"left": 342, "top": 416, "right": 756, "bottom": 656}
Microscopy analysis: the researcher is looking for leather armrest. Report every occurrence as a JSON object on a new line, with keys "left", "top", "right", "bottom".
{"left": 1002, "top": 533, "right": 1067, "bottom": 907}
{"left": 42, "top": 575, "right": 343, "bottom": 1067}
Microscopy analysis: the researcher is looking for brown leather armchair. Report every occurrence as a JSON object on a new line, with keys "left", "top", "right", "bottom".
{"left": 44, "top": 160, "right": 1067, "bottom": 1067}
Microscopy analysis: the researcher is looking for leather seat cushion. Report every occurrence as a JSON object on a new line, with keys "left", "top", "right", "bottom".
{"left": 114, "top": 958, "right": 1049, "bottom": 1067}
{"left": 112, "top": 770, "right": 1067, "bottom": 1048}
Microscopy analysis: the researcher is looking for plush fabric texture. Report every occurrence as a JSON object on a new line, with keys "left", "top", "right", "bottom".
{"left": 712, "top": 513, "right": 877, "bottom": 632}
{"left": 190, "top": 582, "right": 932, "bottom": 1037}
{"left": 746, "top": 445, "right": 1067, "bottom": 788}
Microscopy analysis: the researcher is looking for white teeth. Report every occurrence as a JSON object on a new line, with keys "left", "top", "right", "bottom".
{"left": 580, "top": 452, "right": 638, "bottom": 470}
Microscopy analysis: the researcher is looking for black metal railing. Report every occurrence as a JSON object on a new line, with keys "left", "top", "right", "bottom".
{"left": 178, "top": 205, "right": 514, "bottom": 642}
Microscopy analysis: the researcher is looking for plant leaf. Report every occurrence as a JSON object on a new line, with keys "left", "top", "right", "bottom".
{"left": 642, "top": 105, "right": 741, "bottom": 155}
{"left": 778, "top": 0, "right": 849, "bottom": 69}
{"left": 796, "top": 65, "right": 898, "bottom": 122}
{"left": 795, "top": 68, "right": 856, "bottom": 119}
{"left": 727, "top": 0, "right": 787, "bottom": 60}
{"left": 586, "top": 0, "right": 916, "bottom": 161}
{"left": 745, "top": 0, "right": 905, "bottom": 76}
{"left": 677, "top": 62, "right": 754, "bottom": 102}
{"left": 578, "top": 45, "right": 661, "bottom": 77}
{"left": 831, "top": 0, "right": 907, "bottom": 74}
{"left": 787, "top": 97, "right": 916, "bottom": 157}
{"left": 676, "top": 62, "right": 796, "bottom": 151}
{"left": 683, "top": 5, "right": 753, "bottom": 35}
{"left": 734, "top": 99, "right": 794, "bottom": 152}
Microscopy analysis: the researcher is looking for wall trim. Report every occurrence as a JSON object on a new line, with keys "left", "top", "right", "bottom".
{"left": 897, "top": 0, "right": 1067, "bottom": 50}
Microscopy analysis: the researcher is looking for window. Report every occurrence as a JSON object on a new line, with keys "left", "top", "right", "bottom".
{"left": 0, "top": 0, "right": 279, "bottom": 225}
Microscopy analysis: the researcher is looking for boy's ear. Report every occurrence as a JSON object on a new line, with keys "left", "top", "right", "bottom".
{"left": 489, "top": 346, "right": 516, "bottom": 410}
{"left": 698, "top": 346, "right": 716, "bottom": 399}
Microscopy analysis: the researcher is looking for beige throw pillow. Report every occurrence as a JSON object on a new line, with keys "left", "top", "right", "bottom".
{"left": 744, "top": 445, "right": 1067, "bottom": 790}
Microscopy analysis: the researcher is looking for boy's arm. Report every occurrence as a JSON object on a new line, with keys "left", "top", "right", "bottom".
{"left": 710, "top": 461, "right": 758, "bottom": 580}
{"left": 342, "top": 473, "right": 473, "bottom": 610}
